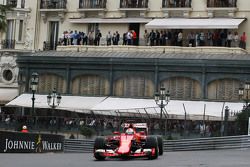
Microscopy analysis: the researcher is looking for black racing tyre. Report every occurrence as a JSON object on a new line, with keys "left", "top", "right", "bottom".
{"left": 94, "top": 137, "right": 106, "bottom": 160}
{"left": 144, "top": 136, "right": 158, "bottom": 160}
{"left": 156, "top": 136, "right": 163, "bottom": 156}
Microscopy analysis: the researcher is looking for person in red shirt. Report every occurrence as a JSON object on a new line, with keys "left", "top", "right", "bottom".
{"left": 240, "top": 32, "right": 247, "bottom": 49}
{"left": 21, "top": 125, "right": 29, "bottom": 133}
{"left": 132, "top": 30, "right": 137, "bottom": 46}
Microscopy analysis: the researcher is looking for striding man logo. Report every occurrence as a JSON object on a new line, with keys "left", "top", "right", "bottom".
{"left": 35, "top": 135, "right": 43, "bottom": 153}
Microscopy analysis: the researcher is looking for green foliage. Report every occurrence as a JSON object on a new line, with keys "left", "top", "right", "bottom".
{"left": 236, "top": 108, "right": 250, "bottom": 135}
{"left": 80, "top": 126, "right": 95, "bottom": 138}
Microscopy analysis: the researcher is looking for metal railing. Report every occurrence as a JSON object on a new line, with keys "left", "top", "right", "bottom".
{"left": 120, "top": 0, "right": 148, "bottom": 8}
{"left": 64, "top": 135, "right": 250, "bottom": 153}
{"left": 1, "top": 39, "right": 15, "bottom": 49}
{"left": 207, "top": 0, "right": 237, "bottom": 8}
{"left": 6, "top": 0, "right": 17, "bottom": 7}
{"left": 40, "top": 0, "right": 67, "bottom": 9}
{"left": 162, "top": 0, "right": 192, "bottom": 8}
{"left": 79, "top": 0, "right": 106, "bottom": 9}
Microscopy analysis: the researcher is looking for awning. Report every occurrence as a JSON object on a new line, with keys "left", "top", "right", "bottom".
{"left": 6, "top": 94, "right": 243, "bottom": 120}
{"left": 145, "top": 18, "right": 245, "bottom": 29}
{"left": 69, "top": 18, "right": 152, "bottom": 24}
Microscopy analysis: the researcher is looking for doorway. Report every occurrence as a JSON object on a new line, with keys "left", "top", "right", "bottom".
{"left": 49, "top": 21, "right": 59, "bottom": 50}
{"left": 129, "top": 23, "right": 140, "bottom": 46}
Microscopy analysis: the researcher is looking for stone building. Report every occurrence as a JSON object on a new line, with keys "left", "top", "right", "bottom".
{"left": 0, "top": 0, "right": 249, "bottom": 51}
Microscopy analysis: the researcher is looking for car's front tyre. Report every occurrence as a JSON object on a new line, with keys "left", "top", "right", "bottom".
{"left": 94, "top": 137, "right": 106, "bottom": 160}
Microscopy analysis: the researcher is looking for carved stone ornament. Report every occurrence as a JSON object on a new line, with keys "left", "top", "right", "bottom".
{"left": 0, "top": 52, "right": 18, "bottom": 84}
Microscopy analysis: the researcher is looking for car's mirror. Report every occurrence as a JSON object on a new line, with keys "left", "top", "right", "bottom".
{"left": 113, "top": 131, "right": 120, "bottom": 135}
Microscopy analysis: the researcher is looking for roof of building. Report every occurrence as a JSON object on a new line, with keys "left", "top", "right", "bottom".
{"left": 29, "top": 50, "right": 250, "bottom": 61}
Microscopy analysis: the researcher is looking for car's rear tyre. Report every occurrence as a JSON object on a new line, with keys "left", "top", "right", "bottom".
{"left": 156, "top": 136, "right": 163, "bottom": 156}
{"left": 94, "top": 137, "right": 106, "bottom": 160}
{"left": 144, "top": 136, "right": 158, "bottom": 160}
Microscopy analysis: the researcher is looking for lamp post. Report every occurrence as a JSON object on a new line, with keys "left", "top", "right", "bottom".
{"left": 223, "top": 106, "right": 229, "bottom": 136}
{"left": 47, "top": 88, "right": 62, "bottom": 133}
{"left": 238, "top": 82, "right": 250, "bottom": 135}
{"left": 155, "top": 86, "right": 170, "bottom": 136}
{"left": 239, "top": 81, "right": 250, "bottom": 107}
{"left": 30, "top": 72, "right": 39, "bottom": 128}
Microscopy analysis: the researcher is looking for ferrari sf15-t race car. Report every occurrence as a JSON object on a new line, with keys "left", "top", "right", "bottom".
{"left": 93, "top": 123, "right": 163, "bottom": 160}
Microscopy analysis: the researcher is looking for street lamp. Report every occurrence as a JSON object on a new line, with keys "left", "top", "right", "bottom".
{"left": 30, "top": 72, "right": 39, "bottom": 128}
{"left": 223, "top": 106, "right": 229, "bottom": 136}
{"left": 155, "top": 86, "right": 170, "bottom": 135}
{"left": 239, "top": 81, "right": 250, "bottom": 107}
{"left": 47, "top": 88, "right": 62, "bottom": 133}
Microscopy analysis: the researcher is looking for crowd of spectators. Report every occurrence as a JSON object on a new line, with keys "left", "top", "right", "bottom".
{"left": 0, "top": 111, "right": 238, "bottom": 138}
{"left": 56, "top": 29, "right": 247, "bottom": 50}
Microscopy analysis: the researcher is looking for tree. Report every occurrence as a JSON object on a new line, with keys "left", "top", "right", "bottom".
{"left": 80, "top": 126, "right": 95, "bottom": 139}
{"left": 236, "top": 106, "right": 250, "bottom": 135}
{"left": 0, "top": 4, "right": 12, "bottom": 39}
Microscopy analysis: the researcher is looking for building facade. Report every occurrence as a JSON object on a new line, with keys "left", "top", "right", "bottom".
{"left": 0, "top": 0, "right": 249, "bottom": 51}
{"left": 17, "top": 49, "right": 250, "bottom": 102}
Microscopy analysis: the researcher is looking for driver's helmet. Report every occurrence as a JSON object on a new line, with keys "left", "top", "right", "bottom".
{"left": 126, "top": 128, "right": 134, "bottom": 135}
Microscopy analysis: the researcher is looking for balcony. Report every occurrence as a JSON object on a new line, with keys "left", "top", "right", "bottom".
{"left": 207, "top": 0, "right": 237, "bottom": 17}
{"left": 79, "top": 0, "right": 106, "bottom": 9}
{"left": 120, "top": 0, "right": 148, "bottom": 9}
{"left": 162, "top": 0, "right": 192, "bottom": 8}
{"left": 40, "top": 0, "right": 67, "bottom": 22}
{"left": 40, "top": 0, "right": 67, "bottom": 9}
{"left": 7, "top": 0, "right": 25, "bottom": 8}
{"left": 207, "top": 0, "right": 237, "bottom": 8}
{"left": 162, "top": 0, "right": 192, "bottom": 18}
{"left": 119, "top": 0, "right": 148, "bottom": 17}
{"left": 1, "top": 40, "right": 16, "bottom": 49}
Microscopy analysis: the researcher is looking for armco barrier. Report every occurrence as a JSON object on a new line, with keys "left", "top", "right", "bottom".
{"left": 63, "top": 135, "right": 250, "bottom": 153}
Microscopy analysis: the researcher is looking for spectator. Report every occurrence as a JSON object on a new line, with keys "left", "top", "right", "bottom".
{"left": 199, "top": 31, "right": 205, "bottom": 46}
{"left": 187, "top": 32, "right": 195, "bottom": 47}
{"left": 94, "top": 30, "right": 102, "bottom": 46}
{"left": 88, "top": 31, "right": 94, "bottom": 45}
{"left": 126, "top": 30, "right": 133, "bottom": 45}
{"left": 106, "top": 31, "right": 112, "bottom": 46}
{"left": 112, "top": 32, "right": 117, "bottom": 45}
{"left": 21, "top": 125, "right": 29, "bottom": 133}
{"left": 82, "top": 32, "right": 88, "bottom": 45}
{"left": 143, "top": 29, "right": 149, "bottom": 46}
{"left": 207, "top": 31, "right": 213, "bottom": 46}
{"left": 232, "top": 31, "right": 239, "bottom": 47}
{"left": 227, "top": 31, "right": 233, "bottom": 47}
{"left": 132, "top": 30, "right": 137, "bottom": 45}
{"left": 177, "top": 31, "right": 183, "bottom": 46}
{"left": 115, "top": 31, "right": 120, "bottom": 45}
{"left": 240, "top": 32, "right": 247, "bottom": 49}
{"left": 122, "top": 32, "right": 127, "bottom": 45}
{"left": 149, "top": 30, "right": 155, "bottom": 46}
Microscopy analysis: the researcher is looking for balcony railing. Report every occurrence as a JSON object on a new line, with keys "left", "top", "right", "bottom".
{"left": 7, "top": 0, "right": 25, "bottom": 8}
{"left": 207, "top": 0, "right": 237, "bottom": 8}
{"left": 6, "top": 0, "right": 17, "bottom": 8}
{"left": 79, "top": 0, "right": 106, "bottom": 9}
{"left": 162, "top": 0, "right": 192, "bottom": 8}
{"left": 120, "top": 0, "right": 148, "bottom": 8}
{"left": 1, "top": 40, "right": 15, "bottom": 49}
{"left": 40, "top": 0, "right": 67, "bottom": 9}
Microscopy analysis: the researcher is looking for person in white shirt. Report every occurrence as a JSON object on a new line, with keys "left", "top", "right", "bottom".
{"left": 227, "top": 31, "right": 233, "bottom": 47}
{"left": 232, "top": 31, "right": 239, "bottom": 47}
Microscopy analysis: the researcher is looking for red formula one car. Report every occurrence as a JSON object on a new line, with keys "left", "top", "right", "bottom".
{"left": 93, "top": 123, "right": 163, "bottom": 160}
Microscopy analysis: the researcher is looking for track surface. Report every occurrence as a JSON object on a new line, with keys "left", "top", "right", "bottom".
{"left": 0, "top": 149, "right": 250, "bottom": 167}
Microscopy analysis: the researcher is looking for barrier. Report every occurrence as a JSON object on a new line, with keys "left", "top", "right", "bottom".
{"left": 64, "top": 135, "right": 250, "bottom": 153}
{"left": 0, "top": 131, "right": 64, "bottom": 153}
